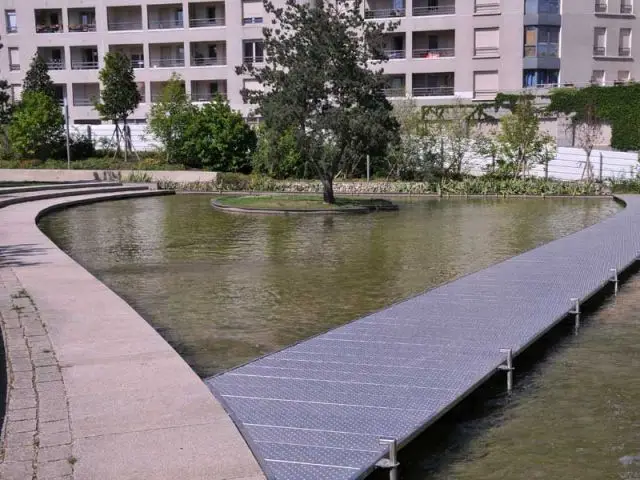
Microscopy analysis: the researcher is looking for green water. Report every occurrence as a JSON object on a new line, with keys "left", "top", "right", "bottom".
{"left": 38, "top": 195, "right": 639, "bottom": 479}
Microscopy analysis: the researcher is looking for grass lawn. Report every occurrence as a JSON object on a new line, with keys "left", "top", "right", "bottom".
{"left": 216, "top": 195, "right": 396, "bottom": 210}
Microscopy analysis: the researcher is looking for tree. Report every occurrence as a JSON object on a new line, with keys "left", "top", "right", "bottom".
{"left": 7, "top": 91, "right": 64, "bottom": 160}
{"left": 181, "top": 99, "right": 257, "bottom": 171}
{"left": 473, "top": 124, "right": 500, "bottom": 175}
{"left": 238, "top": 0, "right": 400, "bottom": 203}
{"left": 573, "top": 102, "right": 603, "bottom": 182}
{"left": 147, "top": 74, "right": 195, "bottom": 163}
{"left": 495, "top": 94, "right": 556, "bottom": 178}
{"left": 94, "top": 52, "right": 141, "bottom": 159}
{"left": 23, "top": 55, "right": 55, "bottom": 99}
{"left": 253, "top": 126, "right": 306, "bottom": 178}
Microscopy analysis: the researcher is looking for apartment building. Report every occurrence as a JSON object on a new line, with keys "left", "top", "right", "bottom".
{"left": 0, "top": 0, "right": 637, "bottom": 124}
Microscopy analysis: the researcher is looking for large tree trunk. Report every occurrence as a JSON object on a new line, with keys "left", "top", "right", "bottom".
{"left": 321, "top": 176, "right": 336, "bottom": 204}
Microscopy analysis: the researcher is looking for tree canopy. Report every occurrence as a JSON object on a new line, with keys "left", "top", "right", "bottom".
{"left": 238, "top": 0, "right": 400, "bottom": 202}
{"left": 23, "top": 55, "right": 56, "bottom": 99}
{"left": 94, "top": 52, "right": 141, "bottom": 124}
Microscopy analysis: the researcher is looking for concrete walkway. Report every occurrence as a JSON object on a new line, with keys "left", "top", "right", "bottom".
{"left": 0, "top": 188, "right": 265, "bottom": 480}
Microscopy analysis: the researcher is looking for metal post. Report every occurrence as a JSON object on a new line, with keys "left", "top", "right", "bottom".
{"left": 376, "top": 438, "right": 399, "bottom": 480}
{"left": 570, "top": 297, "right": 580, "bottom": 334}
{"left": 610, "top": 268, "right": 618, "bottom": 295}
{"left": 366, "top": 154, "right": 371, "bottom": 183}
{"left": 498, "top": 348, "right": 514, "bottom": 393}
{"left": 63, "top": 98, "right": 71, "bottom": 169}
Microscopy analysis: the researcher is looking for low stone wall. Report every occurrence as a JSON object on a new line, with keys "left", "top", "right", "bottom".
{"left": 0, "top": 169, "right": 218, "bottom": 183}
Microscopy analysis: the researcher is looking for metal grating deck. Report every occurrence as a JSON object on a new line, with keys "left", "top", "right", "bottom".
{"left": 206, "top": 196, "right": 640, "bottom": 480}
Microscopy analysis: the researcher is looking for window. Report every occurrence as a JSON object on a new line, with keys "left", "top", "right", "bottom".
{"left": 242, "top": 0, "right": 264, "bottom": 24}
{"left": 591, "top": 70, "right": 605, "bottom": 85}
{"left": 523, "top": 69, "right": 559, "bottom": 87}
{"left": 243, "top": 78, "right": 263, "bottom": 103}
{"left": 473, "top": 71, "right": 498, "bottom": 100}
{"left": 618, "top": 70, "right": 630, "bottom": 82}
{"left": 5, "top": 10, "right": 16, "bottom": 33}
{"left": 243, "top": 40, "right": 264, "bottom": 63}
{"left": 474, "top": 0, "right": 500, "bottom": 14}
{"left": 593, "top": 27, "right": 606, "bottom": 56}
{"left": 474, "top": 28, "right": 499, "bottom": 57}
{"left": 621, "top": 0, "right": 633, "bottom": 13}
{"left": 595, "top": 0, "right": 608, "bottom": 12}
{"left": 8, "top": 47, "right": 19, "bottom": 70}
{"left": 524, "top": 26, "right": 559, "bottom": 57}
{"left": 526, "top": 0, "right": 559, "bottom": 13}
{"left": 619, "top": 28, "right": 631, "bottom": 56}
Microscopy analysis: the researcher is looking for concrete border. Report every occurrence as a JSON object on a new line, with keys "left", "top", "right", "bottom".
{"left": 0, "top": 189, "right": 265, "bottom": 480}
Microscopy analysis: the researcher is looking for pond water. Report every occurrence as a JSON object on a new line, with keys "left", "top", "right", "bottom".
{"left": 38, "top": 195, "right": 639, "bottom": 479}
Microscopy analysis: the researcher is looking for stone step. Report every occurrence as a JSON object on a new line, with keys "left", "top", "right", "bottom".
{"left": 0, "top": 186, "right": 150, "bottom": 209}
{"left": 0, "top": 182, "right": 123, "bottom": 195}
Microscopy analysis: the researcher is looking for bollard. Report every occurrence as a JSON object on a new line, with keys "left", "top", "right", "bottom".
{"left": 498, "top": 348, "right": 514, "bottom": 393}
{"left": 610, "top": 268, "right": 619, "bottom": 296}
{"left": 570, "top": 297, "right": 580, "bottom": 334}
{"left": 376, "top": 438, "right": 399, "bottom": 480}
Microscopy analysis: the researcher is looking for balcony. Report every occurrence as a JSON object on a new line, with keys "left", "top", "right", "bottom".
{"left": 619, "top": 47, "right": 631, "bottom": 57}
{"left": 594, "top": 1, "right": 607, "bottom": 12}
{"left": 151, "top": 81, "right": 185, "bottom": 102}
{"left": 71, "top": 46, "right": 99, "bottom": 70}
{"left": 413, "top": 31, "right": 455, "bottom": 59}
{"left": 68, "top": 8, "right": 96, "bottom": 32}
{"left": 620, "top": 3, "right": 633, "bottom": 13}
{"left": 110, "top": 45, "right": 145, "bottom": 69}
{"left": 188, "top": 2, "right": 225, "bottom": 27}
{"left": 380, "top": 33, "right": 406, "bottom": 60}
{"left": 383, "top": 75, "right": 406, "bottom": 97}
{"left": 593, "top": 46, "right": 606, "bottom": 56}
{"left": 148, "top": 4, "right": 184, "bottom": 29}
{"left": 72, "top": 83, "right": 99, "bottom": 106}
{"left": 474, "top": 2, "right": 500, "bottom": 14}
{"left": 412, "top": 73, "right": 454, "bottom": 97}
{"left": 37, "top": 47, "right": 65, "bottom": 70}
{"left": 413, "top": 0, "right": 455, "bottom": 16}
{"left": 191, "top": 80, "right": 227, "bottom": 102}
{"left": 53, "top": 84, "right": 67, "bottom": 106}
{"left": 107, "top": 6, "right": 143, "bottom": 31}
{"left": 149, "top": 43, "right": 185, "bottom": 68}
{"left": 365, "top": 0, "right": 405, "bottom": 18}
{"left": 190, "top": 42, "right": 227, "bottom": 66}
{"left": 35, "top": 9, "right": 63, "bottom": 33}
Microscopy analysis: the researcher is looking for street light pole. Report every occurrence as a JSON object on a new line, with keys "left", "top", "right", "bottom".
{"left": 63, "top": 98, "right": 71, "bottom": 169}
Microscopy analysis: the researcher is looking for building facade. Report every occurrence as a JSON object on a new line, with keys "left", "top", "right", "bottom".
{"left": 0, "top": 0, "right": 637, "bottom": 124}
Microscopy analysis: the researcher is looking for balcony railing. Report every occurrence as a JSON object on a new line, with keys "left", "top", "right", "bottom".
{"left": 130, "top": 58, "right": 145, "bottom": 68}
{"left": 412, "top": 86, "right": 454, "bottom": 96}
{"left": 242, "top": 17, "right": 263, "bottom": 24}
{"left": 7, "top": 26, "right": 17, "bottom": 33}
{"left": 384, "top": 49, "right": 406, "bottom": 59}
{"left": 364, "top": 8, "right": 406, "bottom": 18}
{"left": 243, "top": 55, "right": 264, "bottom": 64}
{"left": 9, "top": 63, "right": 19, "bottom": 71}
{"left": 149, "top": 19, "right": 184, "bottom": 29}
{"left": 45, "top": 60, "right": 65, "bottom": 70}
{"left": 474, "top": 3, "right": 500, "bottom": 14}
{"left": 621, "top": 3, "right": 633, "bottom": 13}
{"left": 594, "top": 2, "right": 608, "bottom": 12}
{"left": 73, "top": 97, "right": 96, "bottom": 106}
{"left": 69, "top": 23, "right": 96, "bottom": 32}
{"left": 71, "top": 60, "right": 99, "bottom": 70}
{"left": 474, "top": 89, "right": 498, "bottom": 100}
{"left": 36, "top": 24, "right": 63, "bottom": 33}
{"left": 593, "top": 46, "right": 606, "bottom": 56}
{"left": 150, "top": 57, "right": 185, "bottom": 67}
{"left": 190, "top": 92, "right": 227, "bottom": 102}
{"left": 412, "top": 48, "right": 455, "bottom": 59}
{"left": 413, "top": 5, "right": 455, "bottom": 16}
{"left": 189, "top": 17, "right": 225, "bottom": 27}
{"left": 524, "top": 43, "right": 559, "bottom": 58}
{"left": 474, "top": 46, "right": 499, "bottom": 57}
{"left": 619, "top": 47, "right": 631, "bottom": 57}
{"left": 108, "top": 21, "right": 143, "bottom": 31}
{"left": 191, "top": 56, "right": 226, "bottom": 66}
{"left": 383, "top": 87, "right": 406, "bottom": 97}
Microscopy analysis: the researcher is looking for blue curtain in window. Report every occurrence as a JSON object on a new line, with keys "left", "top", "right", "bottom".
{"left": 523, "top": 70, "right": 537, "bottom": 87}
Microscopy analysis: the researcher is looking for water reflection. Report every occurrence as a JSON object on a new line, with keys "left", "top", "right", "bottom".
{"left": 39, "top": 196, "right": 619, "bottom": 377}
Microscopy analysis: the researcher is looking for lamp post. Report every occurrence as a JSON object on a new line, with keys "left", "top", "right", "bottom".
{"left": 63, "top": 97, "right": 71, "bottom": 169}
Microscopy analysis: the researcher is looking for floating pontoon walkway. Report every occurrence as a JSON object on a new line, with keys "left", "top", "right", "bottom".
{"left": 206, "top": 195, "right": 640, "bottom": 480}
